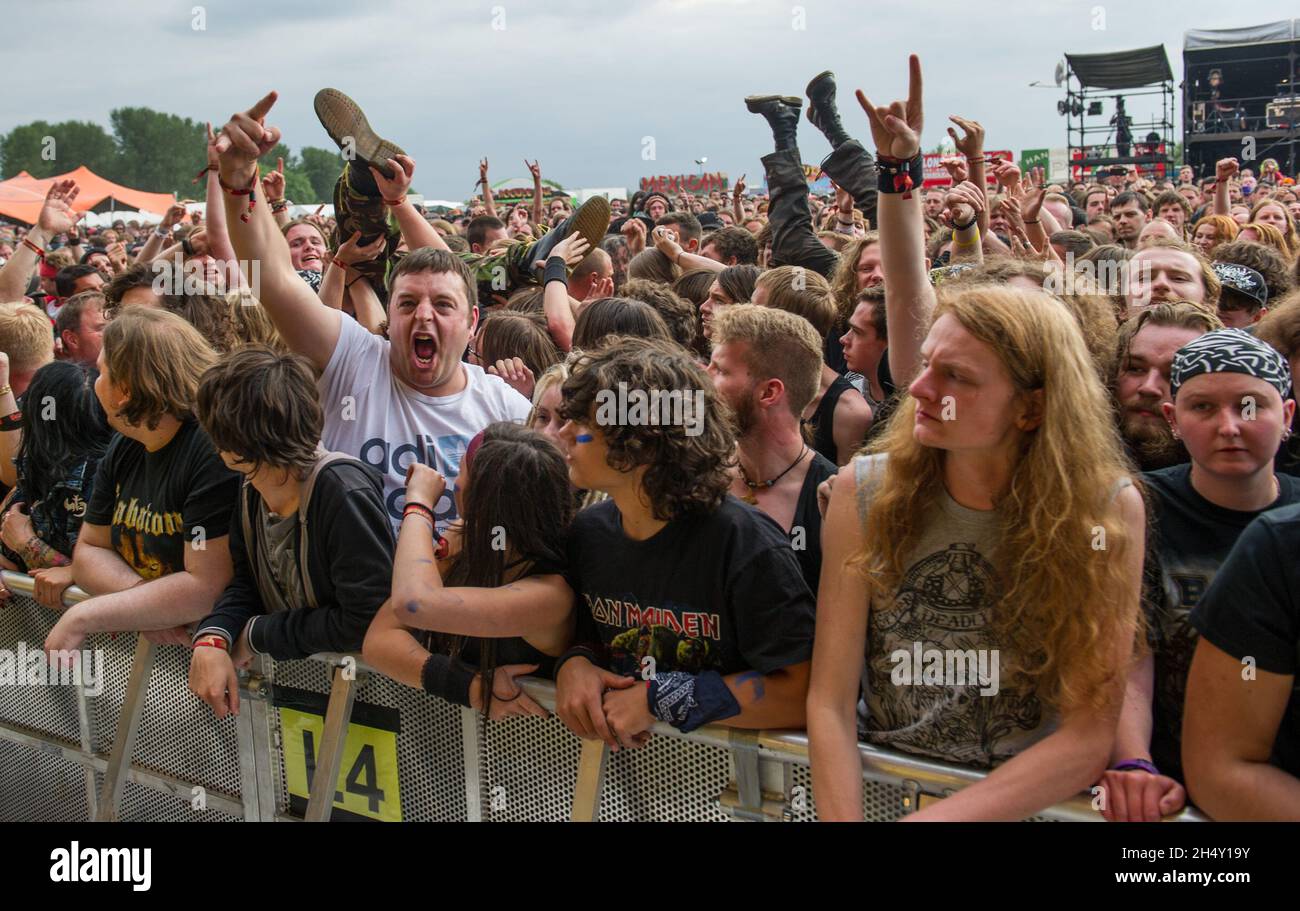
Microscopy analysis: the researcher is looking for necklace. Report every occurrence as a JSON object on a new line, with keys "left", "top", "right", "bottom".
{"left": 739, "top": 446, "right": 808, "bottom": 505}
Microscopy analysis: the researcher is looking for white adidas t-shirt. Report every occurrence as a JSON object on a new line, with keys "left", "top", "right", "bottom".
{"left": 319, "top": 316, "right": 532, "bottom": 533}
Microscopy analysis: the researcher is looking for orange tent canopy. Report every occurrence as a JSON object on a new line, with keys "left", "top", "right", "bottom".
{"left": 0, "top": 166, "right": 174, "bottom": 225}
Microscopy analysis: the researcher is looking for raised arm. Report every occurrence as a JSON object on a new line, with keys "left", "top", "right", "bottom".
{"left": 1213, "top": 157, "right": 1236, "bottom": 217}
{"left": 261, "top": 155, "right": 291, "bottom": 229}
{"left": 652, "top": 226, "right": 723, "bottom": 274}
{"left": 732, "top": 174, "right": 747, "bottom": 226}
{"left": 0, "top": 180, "right": 82, "bottom": 303}
{"left": 857, "top": 54, "right": 933, "bottom": 388}
{"left": 948, "top": 116, "right": 988, "bottom": 238}
{"left": 371, "top": 154, "right": 449, "bottom": 253}
{"left": 526, "top": 159, "right": 544, "bottom": 226}
{"left": 203, "top": 124, "right": 243, "bottom": 289}
{"left": 134, "top": 202, "right": 185, "bottom": 265}
{"left": 945, "top": 181, "right": 985, "bottom": 265}
{"left": 346, "top": 272, "right": 388, "bottom": 336}
{"left": 478, "top": 158, "right": 497, "bottom": 218}
{"left": 542, "top": 233, "right": 593, "bottom": 352}
{"left": 214, "top": 91, "right": 341, "bottom": 370}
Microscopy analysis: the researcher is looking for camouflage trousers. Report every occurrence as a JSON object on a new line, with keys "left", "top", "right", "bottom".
{"left": 334, "top": 163, "right": 545, "bottom": 306}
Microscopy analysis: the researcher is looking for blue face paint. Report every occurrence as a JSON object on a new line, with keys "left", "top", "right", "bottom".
{"left": 576, "top": 433, "right": 593, "bottom": 443}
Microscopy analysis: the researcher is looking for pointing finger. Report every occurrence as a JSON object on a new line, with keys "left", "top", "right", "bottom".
{"left": 248, "top": 90, "right": 279, "bottom": 120}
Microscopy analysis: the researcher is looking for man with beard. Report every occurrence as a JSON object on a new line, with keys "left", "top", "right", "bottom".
{"left": 1113, "top": 302, "right": 1221, "bottom": 470}
{"left": 707, "top": 304, "right": 839, "bottom": 593}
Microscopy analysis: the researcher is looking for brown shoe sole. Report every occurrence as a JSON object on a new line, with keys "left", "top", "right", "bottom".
{"left": 745, "top": 94, "right": 803, "bottom": 112}
{"left": 314, "top": 88, "right": 405, "bottom": 179}
{"left": 568, "top": 195, "right": 611, "bottom": 253}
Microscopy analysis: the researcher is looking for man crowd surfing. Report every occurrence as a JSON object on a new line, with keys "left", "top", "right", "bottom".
{"left": 1, "top": 52, "right": 1299, "bottom": 822}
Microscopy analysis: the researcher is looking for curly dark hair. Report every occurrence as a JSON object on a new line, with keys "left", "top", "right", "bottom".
{"left": 618, "top": 279, "right": 698, "bottom": 352}
{"left": 702, "top": 226, "right": 759, "bottom": 265}
{"left": 559, "top": 336, "right": 734, "bottom": 520}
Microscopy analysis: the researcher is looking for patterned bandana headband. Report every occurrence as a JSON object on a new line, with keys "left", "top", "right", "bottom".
{"left": 1170, "top": 328, "right": 1293, "bottom": 401}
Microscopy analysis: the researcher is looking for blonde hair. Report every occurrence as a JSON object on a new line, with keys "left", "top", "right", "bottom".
{"left": 854, "top": 285, "right": 1136, "bottom": 713}
{"left": 528, "top": 354, "right": 578, "bottom": 428}
{"left": 712, "top": 304, "right": 824, "bottom": 417}
{"left": 226, "top": 291, "right": 287, "bottom": 351}
{"left": 828, "top": 233, "right": 879, "bottom": 319}
{"left": 0, "top": 302, "right": 55, "bottom": 373}
{"left": 1248, "top": 199, "right": 1299, "bottom": 259}
{"left": 102, "top": 307, "right": 217, "bottom": 429}
{"left": 1239, "top": 220, "right": 1295, "bottom": 262}
{"left": 754, "top": 265, "right": 836, "bottom": 336}
{"left": 44, "top": 248, "right": 76, "bottom": 271}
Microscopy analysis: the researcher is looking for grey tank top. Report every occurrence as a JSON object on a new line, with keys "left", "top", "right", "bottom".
{"left": 851, "top": 453, "right": 1131, "bottom": 769}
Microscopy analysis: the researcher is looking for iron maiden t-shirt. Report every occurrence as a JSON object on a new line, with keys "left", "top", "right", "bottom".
{"left": 565, "top": 496, "right": 815, "bottom": 678}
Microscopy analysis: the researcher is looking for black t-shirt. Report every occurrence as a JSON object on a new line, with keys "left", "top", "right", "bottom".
{"left": 1142, "top": 464, "right": 1300, "bottom": 779}
{"left": 565, "top": 495, "right": 815, "bottom": 678}
{"left": 792, "top": 452, "right": 839, "bottom": 594}
{"left": 1189, "top": 502, "right": 1300, "bottom": 778}
{"left": 85, "top": 420, "right": 240, "bottom": 580}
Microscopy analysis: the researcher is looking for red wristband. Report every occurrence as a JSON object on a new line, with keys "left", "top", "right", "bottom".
{"left": 383, "top": 196, "right": 406, "bottom": 207}
{"left": 21, "top": 237, "right": 45, "bottom": 259}
{"left": 194, "top": 635, "right": 229, "bottom": 651}
{"left": 218, "top": 168, "right": 260, "bottom": 222}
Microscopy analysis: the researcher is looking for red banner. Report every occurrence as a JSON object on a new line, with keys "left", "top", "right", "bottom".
{"left": 640, "top": 173, "right": 728, "bottom": 194}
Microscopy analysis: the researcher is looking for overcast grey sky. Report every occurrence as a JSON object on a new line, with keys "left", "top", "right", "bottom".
{"left": 3, "top": 1, "right": 1298, "bottom": 198}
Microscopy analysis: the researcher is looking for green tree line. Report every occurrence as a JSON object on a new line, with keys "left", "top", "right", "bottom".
{"left": 0, "top": 107, "right": 345, "bottom": 203}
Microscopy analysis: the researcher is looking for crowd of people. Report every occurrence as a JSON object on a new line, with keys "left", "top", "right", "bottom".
{"left": 0, "top": 54, "right": 1299, "bottom": 822}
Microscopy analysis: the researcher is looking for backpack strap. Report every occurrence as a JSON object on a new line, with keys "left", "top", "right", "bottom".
{"left": 295, "top": 451, "right": 363, "bottom": 611}
{"left": 240, "top": 477, "right": 257, "bottom": 575}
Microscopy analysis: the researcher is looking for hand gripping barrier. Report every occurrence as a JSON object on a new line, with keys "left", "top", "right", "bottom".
{"left": 0, "top": 572, "right": 1207, "bottom": 822}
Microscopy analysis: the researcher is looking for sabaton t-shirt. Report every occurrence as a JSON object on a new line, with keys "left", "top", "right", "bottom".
{"left": 84, "top": 420, "right": 239, "bottom": 581}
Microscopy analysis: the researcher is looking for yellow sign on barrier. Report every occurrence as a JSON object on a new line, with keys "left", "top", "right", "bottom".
{"left": 280, "top": 705, "right": 402, "bottom": 822}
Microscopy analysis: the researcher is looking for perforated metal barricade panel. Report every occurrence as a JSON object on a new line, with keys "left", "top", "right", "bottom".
{"left": 270, "top": 659, "right": 468, "bottom": 821}
{"left": 0, "top": 586, "right": 1170, "bottom": 823}
{"left": 480, "top": 712, "right": 584, "bottom": 821}
{"left": 0, "top": 739, "right": 92, "bottom": 821}
{"left": 130, "top": 644, "right": 243, "bottom": 799}
{"left": 0, "top": 598, "right": 89, "bottom": 745}
{"left": 599, "top": 733, "right": 734, "bottom": 822}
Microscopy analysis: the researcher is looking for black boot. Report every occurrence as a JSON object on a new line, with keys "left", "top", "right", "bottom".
{"left": 745, "top": 95, "right": 803, "bottom": 153}
{"left": 805, "top": 71, "right": 852, "bottom": 150}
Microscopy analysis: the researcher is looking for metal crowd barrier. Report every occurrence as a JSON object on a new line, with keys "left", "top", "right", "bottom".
{"left": 0, "top": 572, "right": 1206, "bottom": 822}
